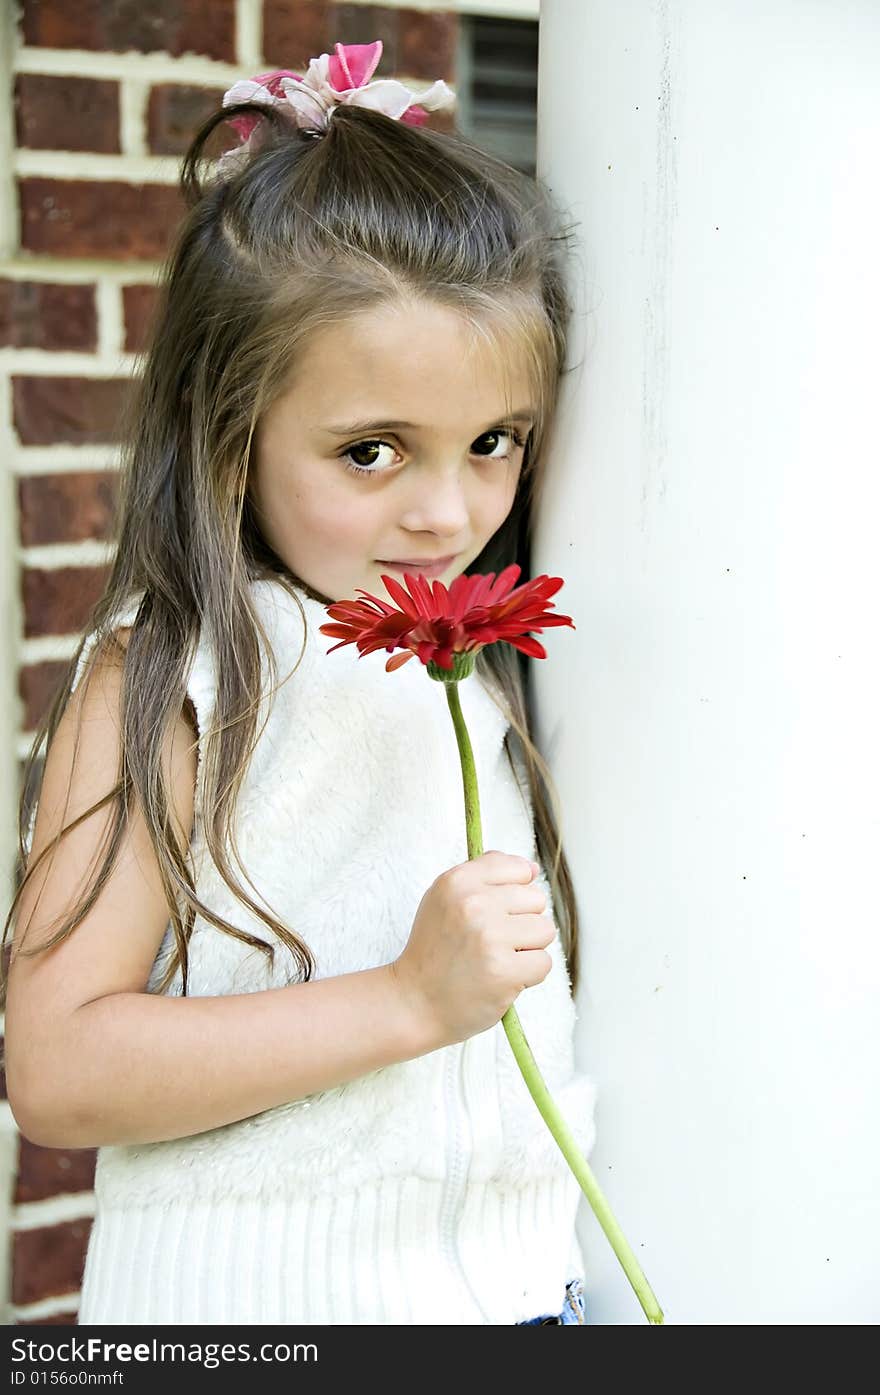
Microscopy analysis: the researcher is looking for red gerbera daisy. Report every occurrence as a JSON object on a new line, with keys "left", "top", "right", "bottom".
{"left": 317, "top": 563, "right": 575, "bottom": 673}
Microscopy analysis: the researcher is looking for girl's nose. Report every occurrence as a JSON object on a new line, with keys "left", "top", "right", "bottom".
{"left": 398, "top": 469, "right": 470, "bottom": 536}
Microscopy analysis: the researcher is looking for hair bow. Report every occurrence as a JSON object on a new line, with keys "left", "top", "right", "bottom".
{"left": 221, "top": 39, "right": 456, "bottom": 154}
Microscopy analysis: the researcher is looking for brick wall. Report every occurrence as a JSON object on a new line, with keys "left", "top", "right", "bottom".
{"left": 1, "top": 0, "right": 461, "bottom": 1326}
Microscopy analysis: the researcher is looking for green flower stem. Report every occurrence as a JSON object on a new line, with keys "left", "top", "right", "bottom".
{"left": 443, "top": 676, "right": 665, "bottom": 1326}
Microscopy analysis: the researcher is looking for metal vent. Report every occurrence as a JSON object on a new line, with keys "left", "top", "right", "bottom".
{"left": 456, "top": 14, "right": 539, "bottom": 175}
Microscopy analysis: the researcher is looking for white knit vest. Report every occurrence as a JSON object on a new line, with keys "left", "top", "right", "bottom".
{"left": 59, "top": 577, "right": 597, "bottom": 1325}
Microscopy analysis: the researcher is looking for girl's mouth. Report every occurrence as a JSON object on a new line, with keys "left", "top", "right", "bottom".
{"left": 377, "top": 555, "right": 459, "bottom": 579}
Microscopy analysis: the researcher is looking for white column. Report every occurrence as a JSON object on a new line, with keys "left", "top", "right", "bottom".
{"left": 535, "top": 0, "right": 880, "bottom": 1324}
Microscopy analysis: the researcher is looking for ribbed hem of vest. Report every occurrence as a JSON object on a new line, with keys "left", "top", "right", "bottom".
{"left": 78, "top": 1173, "right": 583, "bottom": 1325}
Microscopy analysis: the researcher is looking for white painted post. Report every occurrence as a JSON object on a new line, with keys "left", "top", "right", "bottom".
{"left": 535, "top": 0, "right": 880, "bottom": 1323}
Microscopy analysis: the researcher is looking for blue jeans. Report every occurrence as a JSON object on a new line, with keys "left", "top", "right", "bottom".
{"left": 516, "top": 1276, "right": 586, "bottom": 1325}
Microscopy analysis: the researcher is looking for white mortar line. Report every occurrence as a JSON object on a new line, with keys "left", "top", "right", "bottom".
{"left": 96, "top": 279, "right": 124, "bottom": 359}
{"left": 0, "top": 259, "right": 160, "bottom": 280}
{"left": 20, "top": 635, "right": 82, "bottom": 665}
{"left": 14, "top": 49, "right": 246, "bottom": 83}
{"left": 12, "top": 1192, "right": 97, "bottom": 1229}
{"left": 120, "top": 77, "right": 149, "bottom": 159}
{"left": 14, "top": 150, "right": 181, "bottom": 182}
{"left": 20, "top": 541, "right": 116, "bottom": 569}
{"left": 236, "top": 0, "right": 263, "bottom": 70}
{"left": 9, "top": 1292, "right": 81, "bottom": 1322}
{"left": 14, "top": 448, "right": 122, "bottom": 476}
{"left": 13, "top": 47, "right": 472, "bottom": 91}
{"left": 0, "top": 349, "right": 138, "bottom": 373}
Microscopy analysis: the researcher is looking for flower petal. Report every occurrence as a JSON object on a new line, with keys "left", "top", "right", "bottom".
{"left": 385, "top": 648, "right": 414, "bottom": 672}
{"left": 377, "top": 572, "right": 422, "bottom": 616}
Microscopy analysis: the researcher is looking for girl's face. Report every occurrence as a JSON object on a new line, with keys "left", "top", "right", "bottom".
{"left": 249, "top": 298, "right": 536, "bottom": 604}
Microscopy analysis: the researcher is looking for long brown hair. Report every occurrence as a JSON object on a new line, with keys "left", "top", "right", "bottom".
{"left": 1, "top": 94, "right": 585, "bottom": 1013}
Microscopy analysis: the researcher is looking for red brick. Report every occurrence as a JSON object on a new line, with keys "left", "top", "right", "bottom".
{"left": 398, "top": 8, "right": 458, "bottom": 82}
{"left": 326, "top": 6, "right": 401, "bottom": 67}
{"left": 15, "top": 1138, "right": 97, "bottom": 1203}
{"left": 14, "top": 74, "right": 120, "bottom": 154}
{"left": 12, "top": 376, "right": 133, "bottom": 446}
{"left": 12, "top": 1217, "right": 93, "bottom": 1306}
{"left": 19, "top": 178, "right": 186, "bottom": 261}
{"left": 21, "top": 0, "right": 236, "bottom": 63}
{"left": 121, "top": 283, "right": 159, "bottom": 354}
{"left": 19, "top": 471, "right": 119, "bottom": 546}
{"left": 21, "top": 567, "right": 110, "bottom": 640}
{"left": 263, "top": 0, "right": 333, "bottom": 70}
{"left": 147, "top": 82, "right": 237, "bottom": 156}
{"left": 0, "top": 280, "right": 97, "bottom": 352}
{"left": 19, "top": 662, "right": 70, "bottom": 731}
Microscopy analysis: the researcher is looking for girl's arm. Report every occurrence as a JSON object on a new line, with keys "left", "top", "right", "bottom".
{"left": 4, "top": 640, "right": 437, "bottom": 1150}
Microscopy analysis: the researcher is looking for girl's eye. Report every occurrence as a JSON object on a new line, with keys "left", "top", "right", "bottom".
{"left": 472, "top": 428, "right": 529, "bottom": 459}
{"left": 341, "top": 428, "right": 529, "bottom": 478}
{"left": 341, "top": 439, "right": 399, "bottom": 476}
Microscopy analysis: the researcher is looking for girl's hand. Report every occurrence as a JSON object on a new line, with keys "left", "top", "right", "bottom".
{"left": 390, "top": 851, "right": 555, "bottom": 1047}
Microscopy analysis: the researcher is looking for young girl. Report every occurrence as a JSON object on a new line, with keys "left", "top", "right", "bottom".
{"left": 1, "top": 40, "right": 596, "bottom": 1326}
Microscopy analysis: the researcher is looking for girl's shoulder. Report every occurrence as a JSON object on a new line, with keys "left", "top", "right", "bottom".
{"left": 70, "top": 592, "right": 146, "bottom": 697}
